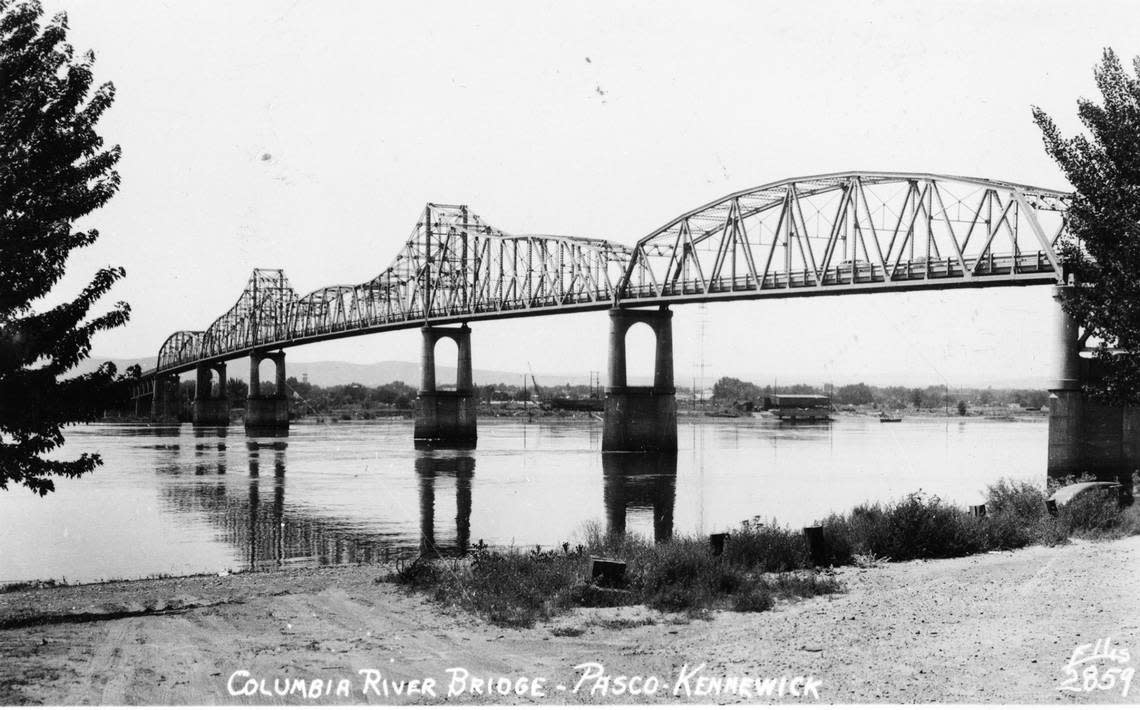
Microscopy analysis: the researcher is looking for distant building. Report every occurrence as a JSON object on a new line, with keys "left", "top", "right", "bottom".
{"left": 766, "top": 394, "right": 832, "bottom": 421}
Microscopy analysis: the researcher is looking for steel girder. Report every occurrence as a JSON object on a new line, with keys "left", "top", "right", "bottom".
{"left": 153, "top": 204, "right": 632, "bottom": 375}
{"left": 149, "top": 174, "right": 1070, "bottom": 378}
{"left": 616, "top": 172, "right": 1069, "bottom": 303}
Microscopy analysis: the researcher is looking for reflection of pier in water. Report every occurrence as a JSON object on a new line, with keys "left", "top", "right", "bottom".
{"left": 157, "top": 438, "right": 476, "bottom": 570}
{"left": 416, "top": 450, "right": 474, "bottom": 558}
{"left": 603, "top": 452, "right": 677, "bottom": 543}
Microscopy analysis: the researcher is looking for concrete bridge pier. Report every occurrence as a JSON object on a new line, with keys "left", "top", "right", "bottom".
{"left": 602, "top": 307, "right": 677, "bottom": 452}
{"left": 1047, "top": 287, "right": 1085, "bottom": 479}
{"left": 246, "top": 351, "right": 289, "bottom": 435}
{"left": 192, "top": 361, "right": 230, "bottom": 426}
{"left": 150, "top": 374, "right": 181, "bottom": 422}
{"left": 414, "top": 325, "right": 477, "bottom": 446}
{"left": 1047, "top": 286, "right": 1140, "bottom": 485}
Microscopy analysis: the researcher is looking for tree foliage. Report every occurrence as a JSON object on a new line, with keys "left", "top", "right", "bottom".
{"left": 1033, "top": 49, "right": 1140, "bottom": 404}
{"left": 835, "top": 382, "right": 874, "bottom": 405}
{"left": 711, "top": 376, "right": 764, "bottom": 402}
{"left": 0, "top": 1, "right": 130, "bottom": 495}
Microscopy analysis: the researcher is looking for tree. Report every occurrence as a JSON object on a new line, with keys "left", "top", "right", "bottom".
{"left": 0, "top": 2, "right": 128, "bottom": 495}
{"left": 711, "top": 376, "right": 763, "bottom": 402}
{"left": 226, "top": 378, "right": 248, "bottom": 402}
{"left": 835, "top": 382, "right": 874, "bottom": 406}
{"left": 1033, "top": 49, "right": 1140, "bottom": 404}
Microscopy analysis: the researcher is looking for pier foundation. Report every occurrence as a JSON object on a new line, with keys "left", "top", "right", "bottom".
{"left": 603, "top": 307, "right": 677, "bottom": 452}
{"left": 414, "top": 325, "right": 477, "bottom": 446}
{"left": 1047, "top": 286, "right": 1140, "bottom": 486}
{"left": 192, "top": 361, "right": 230, "bottom": 426}
{"left": 246, "top": 351, "right": 290, "bottom": 435}
{"left": 150, "top": 374, "right": 181, "bottom": 422}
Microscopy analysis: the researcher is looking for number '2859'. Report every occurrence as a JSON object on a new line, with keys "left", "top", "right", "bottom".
{"left": 1058, "top": 665, "right": 1134, "bottom": 697}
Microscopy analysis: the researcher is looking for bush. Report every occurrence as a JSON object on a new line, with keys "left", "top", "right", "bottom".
{"left": 1062, "top": 488, "right": 1128, "bottom": 534}
{"left": 722, "top": 519, "right": 810, "bottom": 571}
{"left": 985, "top": 479, "right": 1049, "bottom": 522}
{"left": 394, "top": 548, "right": 584, "bottom": 628}
{"left": 731, "top": 586, "right": 774, "bottom": 612}
{"left": 821, "top": 493, "right": 984, "bottom": 563}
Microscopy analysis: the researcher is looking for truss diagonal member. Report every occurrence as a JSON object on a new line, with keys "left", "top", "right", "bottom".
{"left": 930, "top": 181, "right": 972, "bottom": 277}
{"left": 971, "top": 195, "right": 1016, "bottom": 276}
{"left": 789, "top": 185, "right": 821, "bottom": 285}
{"left": 889, "top": 182, "right": 930, "bottom": 278}
{"left": 854, "top": 177, "right": 889, "bottom": 276}
{"left": 820, "top": 184, "right": 854, "bottom": 276}
{"left": 734, "top": 208, "right": 761, "bottom": 287}
{"left": 1012, "top": 190, "right": 1063, "bottom": 278}
{"left": 758, "top": 195, "right": 788, "bottom": 287}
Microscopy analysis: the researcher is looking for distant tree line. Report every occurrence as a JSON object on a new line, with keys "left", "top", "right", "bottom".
{"left": 161, "top": 374, "right": 1050, "bottom": 417}
{"left": 710, "top": 377, "right": 1050, "bottom": 410}
{"left": 167, "top": 378, "right": 606, "bottom": 415}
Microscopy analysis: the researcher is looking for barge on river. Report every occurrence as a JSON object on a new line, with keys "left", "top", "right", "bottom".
{"left": 764, "top": 394, "right": 833, "bottom": 421}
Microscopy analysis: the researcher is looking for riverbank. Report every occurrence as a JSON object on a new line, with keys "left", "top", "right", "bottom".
{"left": 2, "top": 535, "right": 1137, "bottom": 704}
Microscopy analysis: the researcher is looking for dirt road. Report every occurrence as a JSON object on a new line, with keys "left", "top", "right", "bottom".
{"left": 2, "top": 536, "right": 1137, "bottom": 704}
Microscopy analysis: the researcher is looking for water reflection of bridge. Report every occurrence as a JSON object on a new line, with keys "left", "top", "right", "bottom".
{"left": 155, "top": 434, "right": 680, "bottom": 568}
{"left": 157, "top": 439, "right": 480, "bottom": 569}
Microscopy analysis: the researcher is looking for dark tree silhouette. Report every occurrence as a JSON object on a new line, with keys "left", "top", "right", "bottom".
{"left": 0, "top": 1, "right": 131, "bottom": 495}
{"left": 1033, "top": 49, "right": 1140, "bottom": 404}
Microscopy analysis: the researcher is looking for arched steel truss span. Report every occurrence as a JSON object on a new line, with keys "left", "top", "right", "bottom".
{"left": 153, "top": 173, "right": 1070, "bottom": 376}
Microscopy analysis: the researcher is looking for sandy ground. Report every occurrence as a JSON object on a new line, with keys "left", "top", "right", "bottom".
{"left": 1, "top": 536, "right": 1138, "bottom": 705}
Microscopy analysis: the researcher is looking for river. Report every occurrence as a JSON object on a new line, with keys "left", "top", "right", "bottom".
{"left": 0, "top": 415, "right": 1046, "bottom": 584}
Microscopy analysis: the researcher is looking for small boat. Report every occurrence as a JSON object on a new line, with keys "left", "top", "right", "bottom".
{"left": 879, "top": 412, "right": 902, "bottom": 423}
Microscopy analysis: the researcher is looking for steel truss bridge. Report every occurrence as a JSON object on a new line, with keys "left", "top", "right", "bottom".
{"left": 151, "top": 171, "right": 1071, "bottom": 377}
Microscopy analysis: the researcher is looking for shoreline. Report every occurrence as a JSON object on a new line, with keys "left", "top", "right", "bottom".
{"left": 2, "top": 535, "right": 1137, "bottom": 704}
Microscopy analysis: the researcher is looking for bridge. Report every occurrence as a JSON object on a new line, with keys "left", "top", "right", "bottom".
{"left": 132, "top": 171, "right": 1133, "bottom": 478}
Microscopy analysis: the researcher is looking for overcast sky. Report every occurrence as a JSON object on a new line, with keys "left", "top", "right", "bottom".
{"left": 40, "top": 0, "right": 1140, "bottom": 388}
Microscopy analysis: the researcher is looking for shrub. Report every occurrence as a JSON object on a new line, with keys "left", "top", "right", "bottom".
{"left": 985, "top": 479, "right": 1049, "bottom": 522}
{"left": 978, "top": 511, "right": 1036, "bottom": 550}
{"left": 768, "top": 571, "right": 844, "bottom": 598}
{"left": 731, "top": 585, "right": 774, "bottom": 612}
{"left": 821, "top": 493, "right": 984, "bottom": 562}
{"left": 722, "top": 520, "right": 810, "bottom": 571}
{"left": 1062, "top": 488, "right": 1127, "bottom": 535}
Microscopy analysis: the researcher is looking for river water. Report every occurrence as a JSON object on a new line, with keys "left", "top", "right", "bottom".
{"left": 0, "top": 416, "right": 1046, "bottom": 584}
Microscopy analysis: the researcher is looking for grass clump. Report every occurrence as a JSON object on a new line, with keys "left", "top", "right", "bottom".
{"left": 722, "top": 518, "right": 810, "bottom": 571}
{"left": 433, "top": 549, "right": 582, "bottom": 628}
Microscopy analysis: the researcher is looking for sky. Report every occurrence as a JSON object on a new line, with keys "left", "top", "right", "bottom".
{"left": 37, "top": 0, "right": 1140, "bottom": 388}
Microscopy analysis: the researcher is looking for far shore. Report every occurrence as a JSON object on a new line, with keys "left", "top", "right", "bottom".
{"left": 2, "top": 536, "right": 1137, "bottom": 704}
